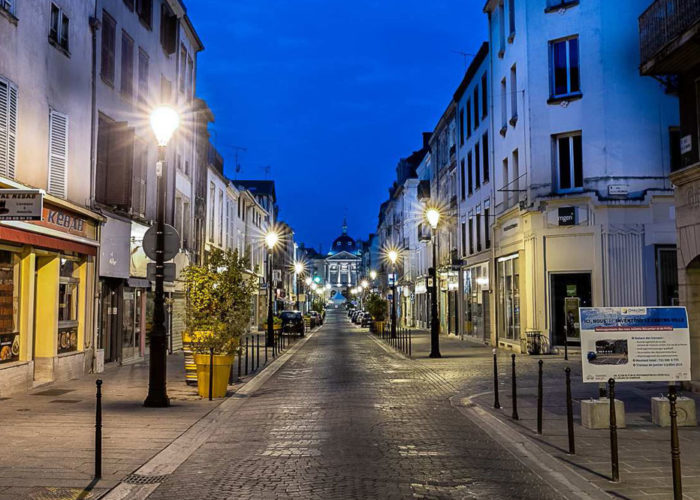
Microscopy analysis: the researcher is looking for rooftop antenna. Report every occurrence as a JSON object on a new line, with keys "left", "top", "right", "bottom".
{"left": 451, "top": 50, "right": 475, "bottom": 69}
{"left": 233, "top": 146, "right": 247, "bottom": 177}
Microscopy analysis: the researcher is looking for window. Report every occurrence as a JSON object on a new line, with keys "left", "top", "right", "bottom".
{"left": 121, "top": 32, "right": 134, "bottom": 99}
{"left": 136, "top": 0, "right": 152, "bottom": 28}
{"left": 132, "top": 139, "right": 146, "bottom": 217}
{"left": 467, "top": 152, "right": 473, "bottom": 195}
{"left": 174, "top": 195, "right": 183, "bottom": 243}
{"left": 469, "top": 218, "right": 474, "bottom": 254}
{"left": 510, "top": 65, "right": 517, "bottom": 122}
{"left": 138, "top": 48, "right": 149, "bottom": 103}
{"left": 466, "top": 100, "right": 472, "bottom": 138}
{"left": 485, "top": 208, "right": 491, "bottom": 248}
{"left": 498, "top": 255, "right": 520, "bottom": 341}
{"left": 555, "top": 133, "right": 582, "bottom": 191}
{"left": 48, "top": 110, "right": 68, "bottom": 199}
{"left": 546, "top": 0, "right": 578, "bottom": 10}
{"left": 460, "top": 158, "right": 466, "bottom": 200}
{"left": 482, "top": 132, "right": 489, "bottom": 183}
{"left": 0, "top": 251, "right": 20, "bottom": 364}
{"left": 512, "top": 149, "right": 519, "bottom": 206}
{"left": 0, "top": 0, "right": 15, "bottom": 16}
{"left": 481, "top": 74, "right": 488, "bottom": 118}
{"left": 670, "top": 127, "right": 681, "bottom": 172}
{"left": 58, "top": 257, "right": 81, "bottom": 354}
{"left": 185, "top": 160, "right": 190, "bottom": 176}
{"left": 176, "top": 153, "right": 182, "bottom": 172}
{"left": 498, "top": 1, "right": 506, "bottom": 56}
{"left": 218, "top": 189, "right": 223, "bottom": 246}
{"left": 502, "top": 157, "right": 509, "bottom": 207}
{"left": 459, "top": 108, "right": 464, "bottom": 146}
{"left": 550, "top": 37, "right": 580, "bottom": 98}
{"left": 0, "top": 78, "right": 18, "bottom": 179}
{"left": 208, "top": 182, "right": 215, "bottom": 241}
{"left": 160, "top": 3, "right": 177, "bottom": 55}
{"left": 475, "top": 143, "right": 481, "bottom": 190}
{"left": 476, "top": 214, "right": 482, "bottom": 252}
{"left": 95, "top": 115, "right": 134, "bottom": 208}
{"left": 179, "top": 44, "right": 187, "bottom": 92}
{"left": 50, "top": 4, "right": 69, "bottom": 52}
{"left": 461, "top": 222, "right": 467, "bottom": 257}
{"left": 473, "top": 88, "right": 479, "bottom": 129}
{"left": 160, "top": 75, "right": 172, "bottom": 103}
{"left": 100, "top": 11, "right": 116, "bottom": 85}
{"left": 508, "top": 0, "right": 515, "bottom": 38}
{"left": 186, "top": 55, "right": 194, "bottom": 99}
{"left": 123, "top": 0, "right": 134, "bottom": 11}
{"left": 500, "top": 78, "right": 507, "bottom": 132}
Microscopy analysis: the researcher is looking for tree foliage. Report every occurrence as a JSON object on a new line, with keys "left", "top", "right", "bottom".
{"left": 182, "top": 249, "right": 256, "bottom": 355}
{"left": 366, "top": 293, "right": 387, "bottom": 321}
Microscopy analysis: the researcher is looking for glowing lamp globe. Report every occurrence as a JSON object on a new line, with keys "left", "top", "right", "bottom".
{"left": 425, "top": 208, "right": 440, "bottom": 229}
{"left": 150, "top": 106, "right": 180, "bottom": 147}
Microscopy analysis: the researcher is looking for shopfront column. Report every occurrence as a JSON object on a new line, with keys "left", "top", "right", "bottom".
{"left": 34, "top": 256, "right": 59, "bottom": 381}
{"left": 19, "top": 250, "right": 35, "bottom": 362}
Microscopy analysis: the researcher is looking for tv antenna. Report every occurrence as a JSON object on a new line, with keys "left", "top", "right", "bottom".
{"left": 451, "top": 50, "right": 475, "bottom": 69}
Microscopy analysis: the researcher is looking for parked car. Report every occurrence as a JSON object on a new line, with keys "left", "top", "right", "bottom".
{"left": 361, "top": 315, "right": 373, "bottom": 328}
{"left": 280, "top": 311, "right": 305, "bottom": 336}
{"left": 310, "top": 311, "right": 322, "bottom": 326}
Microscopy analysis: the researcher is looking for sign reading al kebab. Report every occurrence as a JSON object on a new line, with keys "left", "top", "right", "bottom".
{"left": 0, "top": 189, "right": 43, "bottom": 220}
{"left": 580, "top": 307, "right": 691, "bottom": 383}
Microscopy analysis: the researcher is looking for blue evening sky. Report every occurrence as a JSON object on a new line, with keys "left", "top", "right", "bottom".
{"left": 187, "top": 0, "right": 487, "bottom": 252}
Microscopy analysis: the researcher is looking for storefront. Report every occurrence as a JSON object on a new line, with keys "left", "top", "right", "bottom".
{"left": 414, "top": 279, "right": 428, "bottom": 329}
{"left": 0, "top": 195, "right": 100, "bottom": 395}
{"left": 439, "top": 270, "right": 459, "bottom": 335}
{"left": 463, "top": 262, "right": 490, "bottom": 343}
{"left": 496, "top": 254, "right": 520, "bottom": 347}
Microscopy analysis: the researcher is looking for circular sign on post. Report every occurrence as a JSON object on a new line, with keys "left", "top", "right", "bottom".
{"left": 142, "top": 224, "right": 180, "bottom": 261}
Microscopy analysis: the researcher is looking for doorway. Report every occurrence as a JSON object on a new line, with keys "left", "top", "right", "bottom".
{"left": 550, "top": 273, "right": 592, "bottom": 346}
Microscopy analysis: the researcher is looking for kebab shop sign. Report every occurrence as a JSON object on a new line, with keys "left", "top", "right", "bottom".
{"left": 579, "top": 307, "right": 691, "bottom": 383}
{"left": 42, "top": 206, "right": 87, "bottom": 236}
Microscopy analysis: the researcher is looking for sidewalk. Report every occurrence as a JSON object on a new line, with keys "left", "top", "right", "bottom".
{"left": 400, "top": 328, "right": 700, "bottom": 499}
{"left": 0, "top": 332, "right": 290, "bottom": 500}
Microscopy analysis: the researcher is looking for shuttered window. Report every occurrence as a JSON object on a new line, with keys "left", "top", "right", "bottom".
{"left": 0, "top": 79, "right": 17, "bottom": 179}
{"left": 48, "top": 110, "right": 68, "bottom": 199}
{"left": 101, "top": 11, "right": 116, "bottom": 85}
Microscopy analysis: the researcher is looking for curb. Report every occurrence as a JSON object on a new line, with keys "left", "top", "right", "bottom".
{"left": 450, "top": 392, "right": 611, "bottom": 500}
{"left": 100, "top": 325, "right": 322, "bottom": 499}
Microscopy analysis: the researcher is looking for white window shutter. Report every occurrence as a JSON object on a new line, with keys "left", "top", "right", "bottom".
{"left": 8, "top": 85, "right": 16, "bottom": 179}
{"left": 0, "top": 80, "right": 17, "bottom": 179}
{"left": 48, "top": 110, "right": 68, "bottom": 199}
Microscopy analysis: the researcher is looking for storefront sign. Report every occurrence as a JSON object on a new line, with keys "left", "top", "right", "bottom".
{"left": 0, "top": 333, "right": 19, "bottom": 363}
{"left": 0, "top": 190, "right": 43, "bottom": 220}
{"left": 580, "top": 307, "right": 691, "bottom": 383}
{"left": 681, "top": 135, "right": 692, "bottom": 155}
{"left": 558, "top": 207, "right": 576, "bottom": 226}
{"left": 42, "top": 207, "right": 87, "bottom": 236}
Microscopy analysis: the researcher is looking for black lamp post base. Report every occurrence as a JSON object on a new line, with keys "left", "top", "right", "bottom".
{"left": 144, "top": 393, "right": 170, "bottom": 408}
{"left": 429, "top": 351, "right": 442, "bottom": 358}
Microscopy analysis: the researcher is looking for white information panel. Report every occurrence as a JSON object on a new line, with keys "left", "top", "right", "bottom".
{"left": 579, "top": 307, "right": 691, "bottom": 383}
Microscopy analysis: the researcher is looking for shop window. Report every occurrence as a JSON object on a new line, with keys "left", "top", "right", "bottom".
{"left": 0, "top": 251, "right": 19, "bottom": 364}
{"left": 58, "top": 257, "right": 80, "bottom": 354}
{"left": 498, "top": 255, "right": 520, "bottom": 341}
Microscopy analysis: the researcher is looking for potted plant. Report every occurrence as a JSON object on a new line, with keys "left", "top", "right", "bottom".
{"left": 366, "top": 293, "right": 387, "bottom": 334}
{"left": 182, "top": 248, "right": 255, "bottom": 398}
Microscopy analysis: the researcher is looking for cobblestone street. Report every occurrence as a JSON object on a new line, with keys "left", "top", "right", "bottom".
{"left": 146, "top": 310, "right": 561, "bottom": 499}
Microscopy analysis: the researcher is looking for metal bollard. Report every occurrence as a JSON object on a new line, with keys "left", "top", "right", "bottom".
{"left": 409, "top": 329, "right": 412, "bottom": 358}
{"left": 265, "top": 340, "right": 268, "bottom": 364}
{"left": 245, "top": 336, "right": 249, "bottom": 375}
{"left": 208, "top": 347, "right": 214, "bottom": 401}
{"left": 537, "top": 360, "right": 543, "bottom": 435}
{"left": 564, "top": 337, "right": 569, "bottom": 361}
{"left": 237, "top": 346, "right": 242, "bottom": 380}
{"left": 669, "top": 385, "right": 682, "bottom": 500}
{"left": 95, "top": 379, "right": 102, "bottom": 479}
{"left": 493, "top": 349, "right": 500, "bottom": 409}
{"left": 256, "top": 335, "right": 260, "bottom": 371}
{"left": 565, "top": 367, "right": 575, "bottom": 454}
{"left": 511, "top": 354, "right": 519, "bottom": 420}
{"left": 609, "top": 378, "right": 619, "bottom": 482}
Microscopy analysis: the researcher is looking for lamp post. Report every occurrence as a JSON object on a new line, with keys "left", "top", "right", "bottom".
{"left": 370, "top": 270, "right": 377, "bottom": 291}
{"left": 294, "top": 262, "right": 304, "bottom": 311}
{"left": 144, "top": 106, "right": 179, "bottom": 408}
{"left": 360, "top": 279, "right": 368, "bottom": 309}
{"left": 265, "top": 231, "right": 279, "bottom": 352}
{"left": 304, "top": 277, "right": 312, "bottom": 314}
{"left": 388, "top": 250, "right": 398, "bottom": 339}
{"left": 426, "top": 207, "right": 442, "bottom": 358}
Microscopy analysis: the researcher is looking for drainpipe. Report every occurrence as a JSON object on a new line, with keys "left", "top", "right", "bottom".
{"left": 89, "top": 6, "right": 101, "bottom": 372}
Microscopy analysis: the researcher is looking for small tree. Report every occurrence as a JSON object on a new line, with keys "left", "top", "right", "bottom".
{"left": 366, "top": 293, "right": 387, "bottom": 322}
{"left": 182, "top": 248, "right": 256, "bottom": 355}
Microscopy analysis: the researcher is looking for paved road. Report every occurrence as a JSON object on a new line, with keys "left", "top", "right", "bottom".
{"left": 149, "top": 309, "right": 560, "bottom": 499}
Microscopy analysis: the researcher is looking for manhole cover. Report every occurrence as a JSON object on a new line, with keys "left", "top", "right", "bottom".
{"left": 49, "top": 399, "right": 81, "bottom": 404}
{"left": 28, "top": 487, "right": 100, "bottom": 499}
{"left": 123, "top": 474, "right": 170, "bottom": 485}
{"left": 32, "top": 389, "right": 74, "bottom": 396}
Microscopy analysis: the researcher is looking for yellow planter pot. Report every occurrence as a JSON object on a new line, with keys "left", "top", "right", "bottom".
{"left": 193, "top": 353, "right": 235, "bottom": 398}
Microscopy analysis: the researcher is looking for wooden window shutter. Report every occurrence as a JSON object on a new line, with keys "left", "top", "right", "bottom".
{"left": 0, "top": 80, "right": 17, "bottom": 179}
{"left": 48, "top": 110, "right": 68, "bottom": 199}
{"left": 107, "top": 121, "right": 134, "bottom": 208}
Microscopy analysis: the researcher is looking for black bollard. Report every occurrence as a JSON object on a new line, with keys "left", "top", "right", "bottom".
{"left": 565, "top": 367, "right": 575, "bottom": 454}
{"left": 265, "top": 340, "right": 268, "bottom": 364}
{"left": 237, "top": 346, "right": 242, "bottom": 380}
{"left": 537, "top": 360, "right": 543, "bottom": 435}
{"left": 609, "top": 378, "right": 619, "bottom": 482}
{"left": 511, "top": 354, "right": 519, "bottom": 420}
{"left": 256, "top": 335, "right": 260, "bottom": 371}
{"left": 245, "top": 336, "right": 249, "bottom": 375}
{"left": 408, "top": 329, "right": 412, "bottom": 358}
{"left": 208, "top": 347, "right": 214, "bottom": 401}
{"left": 95, "top": 379, "right": 102, "bottom": 479}
{"left": 669, "top": 385, "right": 682, "bottom": 500}
{"left": 564, "top": 337, "right": 569, "bottom": 361}
{"left": 493, "top": 349, "right": 500, "bottom": 409}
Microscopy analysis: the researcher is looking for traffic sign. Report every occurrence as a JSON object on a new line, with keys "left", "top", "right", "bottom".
{"left": 142, "top": 224, "right": 180, "bottom": 261}
{"left": 147, "top": 262, "right": 176, "bottom": 282}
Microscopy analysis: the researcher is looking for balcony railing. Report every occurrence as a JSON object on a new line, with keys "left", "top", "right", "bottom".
{"left": 639, "top": 0, "right": 700, "bottom": 65}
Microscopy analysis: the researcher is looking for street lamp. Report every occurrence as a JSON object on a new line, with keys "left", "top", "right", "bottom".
{"left": 294, "top": 261, "right": 305, "bottom": 311}
{"left": 425, "top": 207, "right": 442, "bottom": 358}
{"left": 144, "top": 106, "right": 179, "bottom": 408}
{"left": 265, "top": 230, "right": 279, "bottom": 352}
{"left": 388, "top": 250, "right": 399, "bottom": 339}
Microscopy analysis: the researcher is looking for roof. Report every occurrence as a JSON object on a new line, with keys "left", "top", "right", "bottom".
{"left": 453, "top": 42, "right": 489, "bottom": 101}
{"left": 233, "top": 180, "right": 277, "bottom": 202}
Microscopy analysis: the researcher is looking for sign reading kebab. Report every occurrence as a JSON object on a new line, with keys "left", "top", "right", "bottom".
{"left": 0, "top": 189, "right": 43, "bottom": 220}
{"left": 579, "top": 307, "right": 691, "bottom": 383}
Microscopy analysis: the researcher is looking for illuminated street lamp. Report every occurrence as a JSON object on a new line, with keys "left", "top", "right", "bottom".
{"left": 370, "top": 270, "right": 377, "bottom": 280}
{"left": 388, "top": 250, "right": 399, "bottom": 339}
{"left": 144, "top": 106, "right": 179, "bottom": 408}
{"left": 266, "top": 230, "right": 280, "bottom": 352}
{"left": 425, "top": 206, "right": 442, "bottom": 358}
{"left": 294, "top": 261, "right": 305, "bottom": 311}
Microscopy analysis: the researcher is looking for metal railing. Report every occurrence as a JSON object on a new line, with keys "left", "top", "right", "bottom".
{"left": 639, "top": 0, "right": 700, "bottom": 64}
